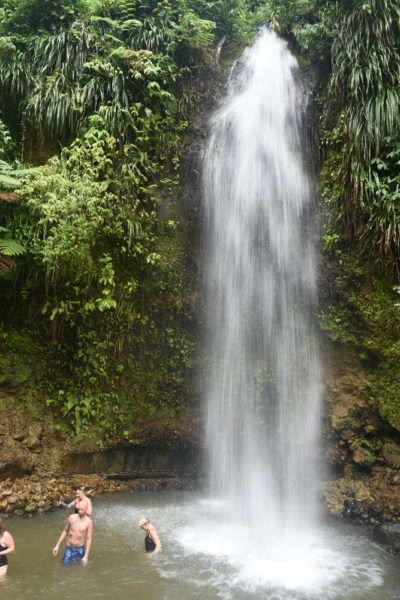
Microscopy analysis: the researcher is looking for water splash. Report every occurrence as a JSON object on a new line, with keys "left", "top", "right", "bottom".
{"left": 202, "top": 31, "right": 321, "bottom": 539}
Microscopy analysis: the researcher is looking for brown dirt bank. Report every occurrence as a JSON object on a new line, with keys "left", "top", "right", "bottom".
{"left": 0, "top": 404, "right": 203, "bottom": 517}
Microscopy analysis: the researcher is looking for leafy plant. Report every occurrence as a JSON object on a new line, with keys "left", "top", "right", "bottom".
{"left": 323, "top": 0, "right": 400, "bottom": 277}
{"left": 0, "top": 157, "right": 34, "bottom": 276}
{"left": 0, "top": 229, "right": 25, "bottom": 277}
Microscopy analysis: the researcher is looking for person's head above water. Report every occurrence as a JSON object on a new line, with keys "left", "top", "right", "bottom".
{"left": 138, "top": 517, "right": 150, "bottom": 528}
{"left": 75, "top": 486, "right": 86, "bottom": 500}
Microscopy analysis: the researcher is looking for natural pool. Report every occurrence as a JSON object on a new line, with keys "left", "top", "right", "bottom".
{"left": 1, "top": 491, "right": 399, "bottom": 600}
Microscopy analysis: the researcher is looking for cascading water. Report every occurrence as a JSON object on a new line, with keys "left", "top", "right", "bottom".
{"left": 179, "top": 32, "right": 395, "bottom": 598}
{"left": 202, "top": 31, "right": 321, "bottom": 541}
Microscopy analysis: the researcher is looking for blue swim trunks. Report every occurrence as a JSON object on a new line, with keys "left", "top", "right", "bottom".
{"left": 62, "top": 544, "right": 85, "bottom": 565}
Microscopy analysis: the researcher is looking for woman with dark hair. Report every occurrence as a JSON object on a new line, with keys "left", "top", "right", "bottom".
{"left": 0, "top": 518, "right": 15, "bottom": 577}
{"left": 60, "top": 486, "right": 92, "bottom": 516}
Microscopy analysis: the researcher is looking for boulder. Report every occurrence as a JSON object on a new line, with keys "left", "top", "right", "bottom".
{"left": 382, "top": 442, "right": 400, "bottom": 468}
{"left": 24, "top": 501, "right": 38, "bottom": 514}
{"left": 24, "top": 434, "right": 41, "bottom": 450}
{"left": 373, "top": 523, "right": 400, "bottom": 556}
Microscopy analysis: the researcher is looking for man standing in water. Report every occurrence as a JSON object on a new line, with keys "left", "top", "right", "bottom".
{"left": 53, "top": 502, "right": 93, "bottom": 565}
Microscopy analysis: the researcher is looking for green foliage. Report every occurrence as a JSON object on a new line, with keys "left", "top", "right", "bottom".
{"left": 0, "top": 116, "right": 16, "bottom": 162}
{"left": 0, "top": 234, "right": 25, "bottom": 277}
{"left": 0, "top": 160, "right": 38, "bottom": 190}
{"left": 358, "top": 137, "right": 400, "bottom": 277}
{"left": 323, "top": 0, "right": 400, "bottom": 275}
{"left": 2, "top": 0, "right": 350, "bottom": 438}
{"left": 317, "top": 2, "right": 400, "bottom": 436}
{"left": 0, "top": 150, "right": 30, "bottom": 276}
{"left": 0, "top": 0, "right": 79, "bottom": 35}
{"left": 331, "top": 0, "right": 400, "bottom": 161}
{"left": 0, "top": 0, "right": 241, "bottom": 147}
{"left": 0, "top": 20, "right": 181, "bottom": 143}
{"left": 318, "top": 253, "right": 400, "bottom": 432}
{"left": 0, "top": 0, "right": 230, "bottom": 437}
{"left": 0, "top": 236, "right": 25, "bottom": 258}
{"left": 353, "top": 284, "right": 400, "bottom": 431}
{"left": 0, "top": 105, "right": 193, "bottom": 434}
{"left": 18, "top": 128, "right": 124, "bottom": 285}
{"left": 293, "top": 2, "right": 335, "bottom": 66}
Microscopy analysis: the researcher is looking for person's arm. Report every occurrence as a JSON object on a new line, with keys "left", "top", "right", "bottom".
{"left": 0, "top": 532, "right": 15, "bottom": 555}
{"left": 52, "top": 518, "right": 70, "bottom": 555}
{"left": 58, "top": 496, "right": 76, "bottom": 508}
{"left": 82, "top": 519, "right": 93, "bottom": 563}
{"left": 85, "top": 497, "right": 92, "bottom": 517}
{"left": 149, "top": 529, "right": 161, "bottom": 554}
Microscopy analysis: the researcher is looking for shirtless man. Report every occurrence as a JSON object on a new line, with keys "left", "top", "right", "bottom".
{"left": 52, "top": 503, "right": 93, "bottom": 565}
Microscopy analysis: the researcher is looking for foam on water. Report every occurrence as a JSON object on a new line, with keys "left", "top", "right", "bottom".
{"left": 173, "top": 499, "right": 384, "bottom": 598}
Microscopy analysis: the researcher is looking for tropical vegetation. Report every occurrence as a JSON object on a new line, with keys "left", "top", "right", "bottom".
{"left": 1, "top": 0, "right": 400, "bottom": 438}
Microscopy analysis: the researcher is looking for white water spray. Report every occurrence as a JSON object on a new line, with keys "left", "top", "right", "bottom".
{"left": 203, "top": 31, "right": 321, "bottom": 540}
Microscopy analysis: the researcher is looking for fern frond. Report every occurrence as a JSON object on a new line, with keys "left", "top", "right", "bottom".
{"left": 90, "top": 16, "right": 122, "bottom": 30}
{"left": 0, "top": 173, "right": 21, "bottom": 189}
{"left": 0, "top": 162, "right": 39, "bottom": 190}
{"left": 0, "top": 238, "right": 25, "bottom": 257}
{"left": 0, "top": 254, "right": 16, "bottom": 276}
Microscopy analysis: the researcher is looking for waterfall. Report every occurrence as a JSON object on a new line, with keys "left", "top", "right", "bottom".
{"left": 202, "top": 31, "right": 321, "bottom": 539}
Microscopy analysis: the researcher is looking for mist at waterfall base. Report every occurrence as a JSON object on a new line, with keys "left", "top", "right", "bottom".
{"left": 198, "top": 30, "right": 389, "bottom": 597}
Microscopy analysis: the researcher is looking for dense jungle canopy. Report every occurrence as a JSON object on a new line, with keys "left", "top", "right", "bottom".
{"left": 1, "top": 0, "right": 400, "bottom": 442}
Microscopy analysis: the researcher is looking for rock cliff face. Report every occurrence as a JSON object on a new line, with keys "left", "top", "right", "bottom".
{"left": 321, "top": 340, "right": 400, "bottom": 524}
{"left": 0, "top": 378, "right": 203, "bottom": 516}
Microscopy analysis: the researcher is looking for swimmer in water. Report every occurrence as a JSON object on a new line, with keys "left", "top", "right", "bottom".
{"left": 0, "top": 518, "right": 15, "bottom": 577}
{"left": 59, "top": 486, "right": 92, "bottom": 516}
{"left": 138, "top": 517, "right": 161, "bottom": 554}
{"left": 53, "top": 502, "right": 93, "bottom": 565}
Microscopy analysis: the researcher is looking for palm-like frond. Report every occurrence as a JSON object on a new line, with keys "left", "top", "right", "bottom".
{"left": 0, "top": 37, "right": 31, "bottom": 101}
{"left": 29, "top": 23, "right": 94, "bottom": 77}
{"left": 331, "top": 0, "right": 400, "bottom": 160}
{"left": 1, "top": 15, "right": 176, "bottom": 143}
